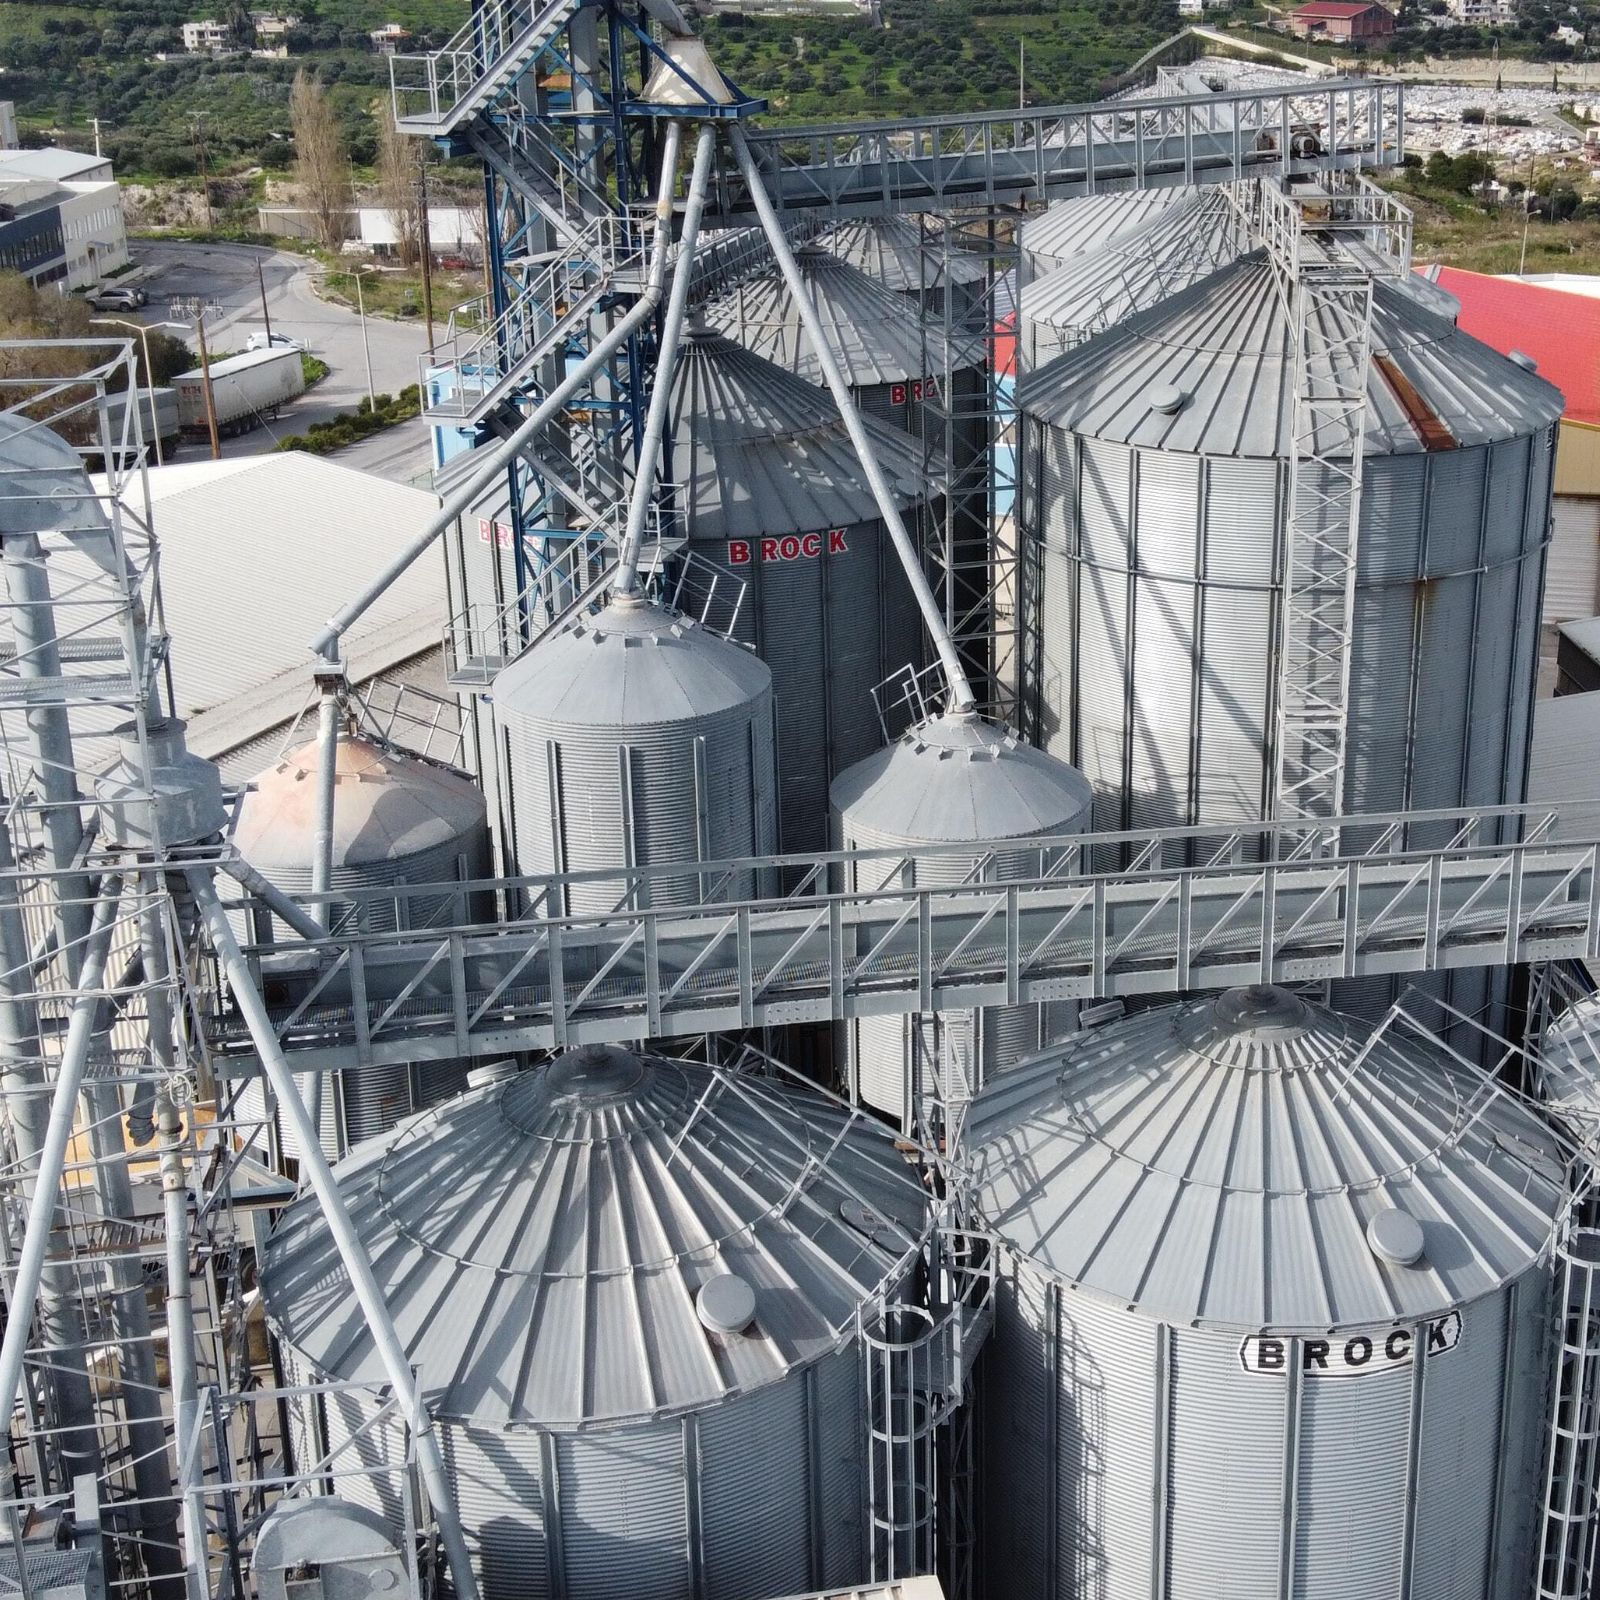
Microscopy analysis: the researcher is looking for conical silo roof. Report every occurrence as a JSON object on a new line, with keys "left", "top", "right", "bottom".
{"left": 492, "top": 593, "right": 772, "bottom": 730}
{"left": 706, "top": 247, "right": 985, "bottom": 388}
{"left": 234, "top": 734, "right": 486, "bottom": 872}
{"left": 1539, "top": 995, "right": 1600, "bottom": 1129}
{"left": 1018, "top": 187, "right": 1190, "bottom": 277}
{"left": 968, "top": 985, "right": 1566, "bottom": 1332}
{"left": 259, "top": 1043, "right": 929, "bottom": 1426}
{"left": 831, "top": 710, "right": 1092, "bottom": 846}
{"left": 1021, "top": 251, "right": 1564, "bottom": 457}
{"left": 820, "top": 216, "right": 989, "bottom": 295}
{"left": 664, "top": 325, "right": 934, "bottom": 540}
{"left": 1020, "top": 188, "right": 1243, "bottom": 342}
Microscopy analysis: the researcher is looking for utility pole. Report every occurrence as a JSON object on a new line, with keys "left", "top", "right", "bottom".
{"left": 192, "top": 302, "right": 222, "bottom": 460}
{"left": 1018, "top": 38, "right": 1026, "bottom": 111}
{"left": 91, "top": 117, "right": 102, "bottom": 157}
{"left": 256, "top": 257, "right": 273, "bottom": 343}
{"left": 416, "top": 153, "right": 436, "bottom": 351}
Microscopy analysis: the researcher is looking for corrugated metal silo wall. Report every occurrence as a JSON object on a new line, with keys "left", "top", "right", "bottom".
{"left": 979, "top": 1252, "right": 1554, "bottom": 1599}
{"left": 502, "top": 689, "right": 778, "bottom": 913}
{"left": 279, "top": 1346, "right": 871, "bottom": 1600}
{"left": 1023, "top": 421, "right": 1554, "bottom": 1035}
{"left": 693, "top": 512, "right": 930, "bottom": 856}
{"left": 840, "top": 832, "right": 1073, "bottom": 1128}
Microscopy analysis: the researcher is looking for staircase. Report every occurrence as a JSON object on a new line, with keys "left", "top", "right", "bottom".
{"left": 388, "top": 0, "right": 578, "bottom": 136}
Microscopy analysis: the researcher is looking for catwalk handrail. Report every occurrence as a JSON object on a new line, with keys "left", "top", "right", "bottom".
{"left": 705, "top": 78, "right": 1404, "bottom": 222}
{"left": 200, "top": 800, "right": 1600, "bottom": 1067}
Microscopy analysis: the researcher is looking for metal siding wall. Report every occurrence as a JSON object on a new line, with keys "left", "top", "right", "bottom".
{"left": 506, "top": 696, "right": 772, "bottom": 911}
{"left": 983, "top": 1254, "right": 1055, "bottom": 1600}
{"left": 812, "top": 1346, "right": 870, "bottom": 1588}
{"left": 455, "top": 1428, "right": 552, "bottom": 1599}
{"left": 1491, "top": 1273, "right": 1555, "bottom": 1599}
{"left": 1166, "top": 1329, "right": 1285, "bottom": 1600}
{"left": 1412, "top": 1296, "right": 1509, "bottom": 1599}
{"left": 1546, "top": 497, "right": 1600, "bottom": 624}
{"left": 698, "top": 1383, "right": 817, "bottom": 1600}
{"left": 1056, "top": 1288, "right": 1158, "bottom": 1600}
{"left": 556, "top": 1427, "right": 689, "bottom": 1600}
{"left": 1291, "top": 1355, "right": 1410, "bottom": 1598}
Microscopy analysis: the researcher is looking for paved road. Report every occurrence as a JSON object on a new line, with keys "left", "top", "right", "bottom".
{"left": 118, "top": 239, "right": 438, "bottom": 483}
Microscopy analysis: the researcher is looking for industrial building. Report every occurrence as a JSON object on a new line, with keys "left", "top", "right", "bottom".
{"left": 9, "top": 22, "right": 1600, "bottom": 1600}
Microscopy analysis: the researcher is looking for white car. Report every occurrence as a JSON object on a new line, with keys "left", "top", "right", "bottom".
{"left": 245, "top": 331, "right": 304, "bottom": 353}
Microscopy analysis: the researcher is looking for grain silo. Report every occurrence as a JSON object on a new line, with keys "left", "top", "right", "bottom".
{"left": 832, "top": 709, "right": 1092, "bottom": 1130}
{"left": 969, "top": 983, "right": 1565, "bottom": 1600}
{"left": 1017, "top": 188, "right": 1242, "bottom": 370}
{"left": 820, "top": 215, "right": 990, "bottom": 328}
{"left": 1022, "top": 249, "right": 1560, "bottom": 1036}
{"left": 663, "top": 325, "right": 934, "bottom": 853}
{"left": 1017, "top": 187, "right": 1189, "bottom": 286}
{"left": 1023, "top": 250, "right": 1561, "bottom": 837}
{"left": 232, "top": 732, "right": 491, "bottom": 1155}
{"left": 260, "top": 1042, "right": 931, "bottom": 1600}
{"left": 707, "top": 248, "right": 990, "bottom": 695}
{"left": 491, "top": 592, "right": 777, "bottom": 910}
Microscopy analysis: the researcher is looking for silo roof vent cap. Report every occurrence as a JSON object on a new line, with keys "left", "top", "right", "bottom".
{"left": 1508, "top": 349, "right": 1538, "bottom": 371}
{"left": 1366, "top": 1207, "right": 1426, "bottom": 1266}
{"left": 696, "top": 1273, "right": 757, "bottom": 1335}
{"left": 1149, "top": 382, "right": 1190, "bottom": 415}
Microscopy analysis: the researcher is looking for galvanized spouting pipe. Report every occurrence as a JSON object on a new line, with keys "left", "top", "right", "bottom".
{"left": 186, "top": 868, "right": 483, "bottom": 1600}
{"left": 306, "top": 118, "right": 687, "bottom": 666}
{"left": 217, "top": 853, "right": 332, "bottom": 944}
{"left": 0, "top": 876, "right": 122, "bottom": 1466}
{"left": 0, "top": 788, "right": 101, "bottom": 1489}
{"left": 613, "top": 122, "right": 717, "bottom": 597}
{"left": 728, "top": 125, "right": 978, "bottom": 714}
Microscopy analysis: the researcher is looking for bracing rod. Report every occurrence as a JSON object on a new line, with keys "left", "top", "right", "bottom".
{"left": 729, "top": 124, "right": 977, "bottom": 712}
{"left": 187, "top": 867, "right": 483, "bottom": 1600}
{"left": 615, "top": 121, "right": 717, "bottom": 596}
{"left": 308, "top": 119, "right": 687, "bottom": 663}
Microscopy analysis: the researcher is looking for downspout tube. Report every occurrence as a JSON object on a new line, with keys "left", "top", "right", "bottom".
{"left": 0, "top": 877, "right": 122, "bottom": 1447}
{"left": 728, "top": 125, "right": 978, "bottom": 713}
{"left": 613, "top": 121, "right": 717, "bottom": 596}
{"left": 187, "top": 868, "right": 484, "bottom": 1600}
{"left": 308, "top": 119, "right": 687, "bottom": 663}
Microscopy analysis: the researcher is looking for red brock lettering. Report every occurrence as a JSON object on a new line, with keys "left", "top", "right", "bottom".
{"left": 759, "top": 538, "right": 779, "bottom": 562}
{"left": 890, "top": 382, "right": 907, "bottom": 406}
{"left": 800, "top": 532, "right": 821, "bottom": 557}
{"left": 478, "top": 518, "right": 492, "bottom": 544}
{"left": 727, "top": 540, "right": 751, "bottom": 565}
{"left": 829, "top": 529, "right": 848, "bottom": 554}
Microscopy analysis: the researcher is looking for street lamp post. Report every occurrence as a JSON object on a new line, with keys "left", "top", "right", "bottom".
{"left": 172, "top": 297, "right": 225, "bottom": 461}
{"left": 86, "top": 315, "right": 190, "bottom": 468}
{"left": 354, "top": 267, "right": 376, "bottom": 409}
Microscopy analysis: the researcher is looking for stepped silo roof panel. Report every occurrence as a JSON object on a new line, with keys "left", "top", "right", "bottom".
{"left": 1020, "top": 253, "right": 1564, "bottom": 456}
{"left": 820, "top": 216, "right": 989, "bottom": 293}
{"left": 664, "top": 328, "right": 934, "bottom": 541}
{"left": 830, "top": 711, "right": 1092, "bottom": 846}
{"left": 1018, "top": 188, "right": 1189, "bottom": 271}
{"left": 261, "top": 1045, "right": 929, "bottom": 1427}
{"left": 706, "top": 248, "right": 985, "bottom": 388}
{"left": 492, "top": 595, "right": 772, "bottom": 730}
{"left": 968, "top": 986, "right": 1565, "bottom": 1332}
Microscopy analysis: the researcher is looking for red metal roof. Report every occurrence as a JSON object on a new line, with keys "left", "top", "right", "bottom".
{"left": 1427, "top": 265, "right": 1600, "bottom": 425}
{"left": 1292, "top": 3, "right": 1383, "bottom": 16}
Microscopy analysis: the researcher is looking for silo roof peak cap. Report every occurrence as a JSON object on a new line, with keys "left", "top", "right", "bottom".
{"left": 1149, "top": 382, "right": 1189, "bottom": 414}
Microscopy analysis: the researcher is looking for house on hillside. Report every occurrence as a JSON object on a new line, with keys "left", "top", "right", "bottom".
{"left": 1285, "top": 1, "right": 1395, "bottom": 38}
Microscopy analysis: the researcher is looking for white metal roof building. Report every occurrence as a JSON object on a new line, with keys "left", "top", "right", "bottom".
{"left": 122, "top": 454, "right": 447, "bottom": 775}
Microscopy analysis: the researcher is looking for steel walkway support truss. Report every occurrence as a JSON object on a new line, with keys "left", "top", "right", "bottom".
{"left": 200, "top": 801, "right": 1600, "bottom": 1072}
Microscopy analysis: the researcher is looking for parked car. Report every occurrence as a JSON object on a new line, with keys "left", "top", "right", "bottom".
{"left": 245, "top": 331, "right": 304, "bottom": 353}
{"left": 437, "top": 254, "right": 472, "bottom": 271}
{"left": 86, "top": 284, "right": 147, "bottom": 312}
